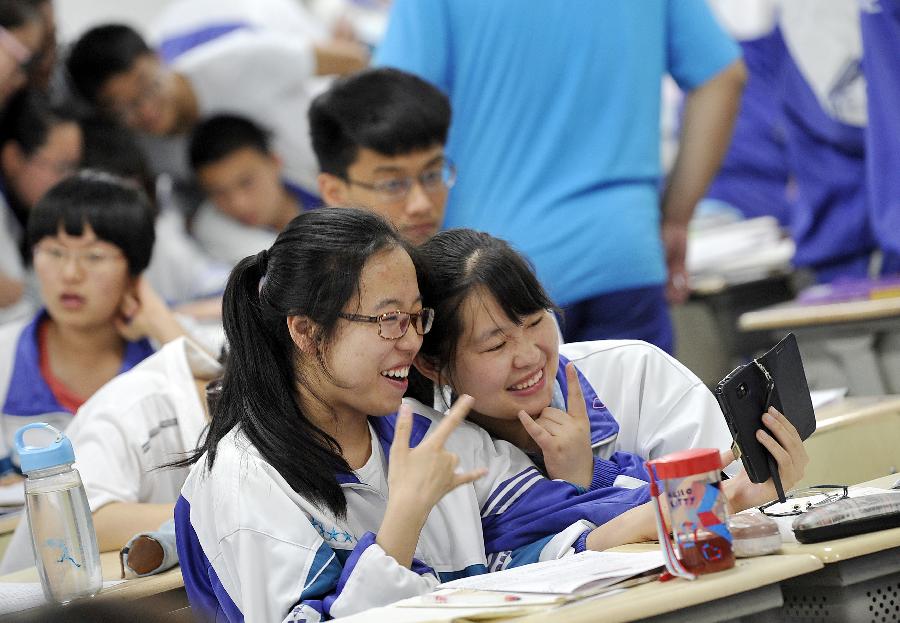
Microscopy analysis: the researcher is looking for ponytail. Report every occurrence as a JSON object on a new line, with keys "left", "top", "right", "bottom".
{"left": 170, "top": 208, "right": 410, "bottom": 518}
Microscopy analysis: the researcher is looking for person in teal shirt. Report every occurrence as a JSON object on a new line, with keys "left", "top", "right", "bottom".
{"left": 376, "top": 0, "right": 746, "bottom": 353}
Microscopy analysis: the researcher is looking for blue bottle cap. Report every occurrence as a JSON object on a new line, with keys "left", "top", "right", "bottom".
{"left": 14, "top": 423, "right": 75, "bottom": 474}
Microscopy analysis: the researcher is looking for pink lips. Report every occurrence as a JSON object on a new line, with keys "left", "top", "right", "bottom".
{"left": 382, "top": 376, "right": 409, "bottom": 391}
{"left": 59, "top": 294, "right": 85, "bottom": 310}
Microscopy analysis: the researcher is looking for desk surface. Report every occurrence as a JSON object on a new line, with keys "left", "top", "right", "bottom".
{"left": 778, "top": 474, "right": 900, "bottom": 564}
{"left": 0, "top": 550, "right": 184, "bottom": 619}
{"left": 813, "top": 394, "right": 900, "bottom": 432}
{"left": 739, "top": 296, "right": 900, "bottom": 331}
{"left": 0, "top": 513, "right": 18, "bottom": 536}
{"left": 506, "top": 550, "right": 822, "bottom": 623}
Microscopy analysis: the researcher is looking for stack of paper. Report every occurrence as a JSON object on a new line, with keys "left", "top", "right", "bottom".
{"left": 332, "top": 551, "right": 664, "bottom": 623}
{"left": 436, "top": 550, "right": 664, "bottom": 595}
{"left": 686, "top": 216, "right": 794, "bottom": 282}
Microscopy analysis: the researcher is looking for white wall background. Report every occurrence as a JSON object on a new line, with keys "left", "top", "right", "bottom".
{"left": 55, "top": 0, "right": 180, "bottom": 43}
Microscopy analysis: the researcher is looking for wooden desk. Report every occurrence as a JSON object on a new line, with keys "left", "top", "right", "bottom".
{"left": 764, "top": 475, "right": 900, "bottom": 622}
{"left": 740, "top": 297, "right": 900, "bottom": 332}
{"left": 504, "top": 550, "right": 821, "bottom": 623}
{"left": 738, "top": 297, "right": 900, "bottom": 395}
{"left": 780, "top": 474, "right": 900, "bottom": 563}
{"left": 337, "top": 549, "right": 823, "bottom": 623}
{"left": 0, "top": 550, "right": 187, "bottom": 621}
{"left": 798, "top": 397, "right": 900, "bottom": 488}
{"left": 0, "top": 513, "right": 20, "bottom": 563}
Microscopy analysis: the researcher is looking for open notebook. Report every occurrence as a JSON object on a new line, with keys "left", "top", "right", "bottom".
{"left": 436, "top": 550, "right": 663, "bottom": 595}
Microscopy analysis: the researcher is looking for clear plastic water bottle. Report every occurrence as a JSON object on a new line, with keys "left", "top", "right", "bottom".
{"left": 15, "top": 423, "right": 102, "bottom": 604}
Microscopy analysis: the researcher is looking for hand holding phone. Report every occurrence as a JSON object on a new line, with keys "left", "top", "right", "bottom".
{"left": 714, "top": 334, "right": 816, "bottom": 496}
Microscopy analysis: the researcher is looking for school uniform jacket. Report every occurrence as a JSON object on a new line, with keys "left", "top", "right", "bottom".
{"left": 0, "top": 337, "right": 218, "bottom": 575}
{"left": 176, "top": 400, "right": 650, "bottom": 622}
{"left": 0, "top": 310, "right": 154, "bottom": 472}
{"left": 557, "top": 340, "right": 734, "bottom": 473}
{"left": 432, "top": 340, "right": 734, "bottom": 487}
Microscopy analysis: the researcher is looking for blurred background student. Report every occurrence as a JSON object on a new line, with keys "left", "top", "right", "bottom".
{"left": 0, "top": 0, "right": 44, "bottom": 109}
{"left": 0, "top": 91, "right": 81, "bottom": 324}
{"left": 0, "top": 171, "right": 185, "bottom": 473}
{"left": 189, "top": 114, "right": 304, "bottom": 265}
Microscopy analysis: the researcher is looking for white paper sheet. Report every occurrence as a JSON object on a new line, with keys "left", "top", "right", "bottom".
{"left": 810, "top": 388, "right": 848, "bottom": 410}
{"left": 437, "top": 550, "right": 663, "bottom": 594}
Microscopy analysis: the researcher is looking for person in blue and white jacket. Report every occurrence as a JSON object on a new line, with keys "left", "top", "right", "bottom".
{"left": 412, "top": 229, "right": 737, "bottom": 491}
{"left": 0, "top": 172, "right": 187, "bottom": 474}
{"left": 175, "top": 209, "right": 808, "bottom": 622}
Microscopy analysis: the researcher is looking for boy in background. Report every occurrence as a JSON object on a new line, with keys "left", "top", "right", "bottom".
{"left": 188, "top": 114, "right": 304, "bottom": 264}
{"left": 309, "top": 67, "right": 454, "bottom": 246}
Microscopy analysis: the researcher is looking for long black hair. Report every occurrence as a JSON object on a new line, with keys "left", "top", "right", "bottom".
{"left": 415, "top": 229, "right": 557, "bottom": 401}
{"left": 174, "top": 208, "right": 413, "bottom": 518}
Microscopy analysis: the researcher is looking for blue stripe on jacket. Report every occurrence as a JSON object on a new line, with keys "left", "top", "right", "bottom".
{"left": 158, "top": 22, "right": 252, "bottom": 63}
{"left": 175, "top": 496, "right": 245, "bottom": 622}
{"left": 556, "top": 354, "right": 650, "bottom": 484}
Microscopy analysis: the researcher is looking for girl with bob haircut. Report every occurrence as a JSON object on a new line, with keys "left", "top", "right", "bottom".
{"left": 0, "top": 170, "right": 185, "bottom": 473}
{"left": 412, "top": 228, "right": 806, "bottom": 495}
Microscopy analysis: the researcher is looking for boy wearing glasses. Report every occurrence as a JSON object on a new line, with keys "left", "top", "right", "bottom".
{"left": 188, "top": 114, "right": 307, "bottom": 265}
{"left": 309, "top": 68, "right": 454, "bottom": 246}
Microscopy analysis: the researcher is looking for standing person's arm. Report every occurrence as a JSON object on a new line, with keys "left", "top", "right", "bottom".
{"left": 662, "top": 58, "right": 746, "bottom": 303}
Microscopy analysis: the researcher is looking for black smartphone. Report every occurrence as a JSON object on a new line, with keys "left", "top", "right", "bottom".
{"left": 714, "top": 333, "right": 816, "bottom": 484}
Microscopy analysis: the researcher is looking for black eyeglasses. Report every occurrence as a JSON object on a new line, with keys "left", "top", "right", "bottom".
{"left": 338, "top": 308, "right": 434, "bottom": 340}
{"left": 758, "top": 485, "right": 849, "bottom": 517}
{"left": 346, "top": 160, "right": 457, "bottom": 202}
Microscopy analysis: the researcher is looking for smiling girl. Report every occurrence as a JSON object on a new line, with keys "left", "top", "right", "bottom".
{"left": 173, "top": 209, "right": 688, "bottom": 622}
{"left": 413, "top": 229, "right": 750, "bottom": 488}
{"left": 0, "top": 171, "right": 185, "bottom": 472}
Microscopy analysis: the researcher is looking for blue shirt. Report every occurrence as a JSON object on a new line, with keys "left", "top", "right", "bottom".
{"left": 861, "top": 0, "right": 900, "bottom": 267}
{"left": 706, "top": 28, "right": 791, "bottom": 226}
{"left": 376, "top": 0, "right": 739, "bottom": 306}
{"left": 1, "top": 310, "right": 155, "bottom": 472}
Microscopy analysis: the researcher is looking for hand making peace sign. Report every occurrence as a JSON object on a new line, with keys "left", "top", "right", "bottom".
{"left": 517, "top": 362, "right": 594, "bottom": 488}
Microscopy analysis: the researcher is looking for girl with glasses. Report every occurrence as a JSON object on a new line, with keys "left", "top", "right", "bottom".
{"left": 173, "top": 208, "right": 665, "bottom": 623}
{"left": 0, "top": 171, "right": 186, "bottom": 475}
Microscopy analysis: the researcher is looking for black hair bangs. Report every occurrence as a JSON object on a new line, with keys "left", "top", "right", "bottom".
{"left": 468, "top": 245, "right": 557, "bottom": 325}
{"left": 27, "top": 171, "right": 156, "bottom": 274}
{"left": 66, "top": 24, "right": 152, "bottom": 105}
{"left": 309, "top": 68, "right": 451, "bottom": 177}
{"left": 189, "top": 114, "right": 273, "bottom": 171}
{"left": 357, "top": 95, "right": 450, "bottom": 158}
